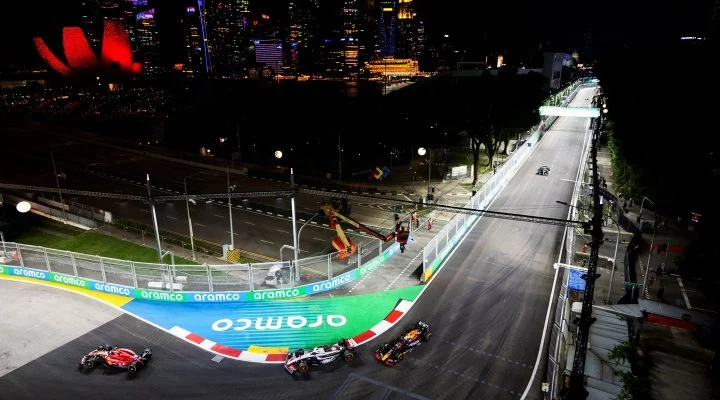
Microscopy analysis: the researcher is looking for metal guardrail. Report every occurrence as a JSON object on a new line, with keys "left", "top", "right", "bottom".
{"left": 0, "top": 234, "right": 392, "bottom": 293}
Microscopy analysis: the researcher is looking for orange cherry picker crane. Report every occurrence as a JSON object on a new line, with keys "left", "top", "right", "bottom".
{"left": 320, "top": 204, "right": 411, "bottom": 260}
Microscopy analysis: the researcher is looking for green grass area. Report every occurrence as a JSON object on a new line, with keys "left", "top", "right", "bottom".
{"left": 15, "top": 224, "right": 197, "bottom": 266}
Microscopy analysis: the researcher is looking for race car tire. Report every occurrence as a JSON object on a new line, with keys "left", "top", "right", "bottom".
{"left": 128, "top": 362, "right": 138, "bottom": 374}
{"left": 344, "top": 352, "right": 354, "bottom": 362}
{"left": 297, "top": 362, "right": 309, "bottom": 375}
{"left": 397, "top": 353, "right": 404, "bottom": 361}
{"left": 85, "top": 357, "right": 97, "bottom": 369}
{"left": 422, "top": 332, "right": 432, "bottom": 341}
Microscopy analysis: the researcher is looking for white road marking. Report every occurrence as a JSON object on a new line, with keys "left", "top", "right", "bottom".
{"left": 677, "top": 277, "right": 692, "bottom": 309}
{"left": 243, "top": 221, "right": 255, "bottom": 225}
{"left": 166, "top": 216, "right": 177, "bottom": 220}
{"left": 225, "top": 231, "right": 239, "bottom": 236}
{"left": 193, "top": 223, "right": 206, "bottom": 227}
{"left": 260, "top": 239, "right": 275, "bottom": 245}
{"left": 312, "top": 238, "right": 325, "bottom": 241}
{"left": 213, "top": 214, "right": 225, "bottom": 218}
{"left": 276, "top": 229, "right": 290, "bottom": 234}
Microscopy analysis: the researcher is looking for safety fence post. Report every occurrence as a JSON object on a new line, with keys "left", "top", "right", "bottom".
{"left": 43, "top": 248, "right": 52, "bottom": 272}
{"left": 100, "top": 256, "right": 107, "bottom": 282}
{"left": 71, "top": 252, "right": 78, "bottom": 276}
{"left": 131, "top": 261, "right": 138, "bottom": 288}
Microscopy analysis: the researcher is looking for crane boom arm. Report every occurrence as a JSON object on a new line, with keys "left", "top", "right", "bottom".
{"left": 323, "top": 205, "right": 395, "bottom": 242}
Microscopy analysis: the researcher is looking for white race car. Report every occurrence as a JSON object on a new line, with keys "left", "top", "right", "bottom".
{"left": 284, "top": 338, "right": 358, "bottom": 375}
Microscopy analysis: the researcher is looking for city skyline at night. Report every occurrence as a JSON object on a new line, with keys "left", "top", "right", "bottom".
{"left": 4, "top": 0, "right": 716, "bottom": 74}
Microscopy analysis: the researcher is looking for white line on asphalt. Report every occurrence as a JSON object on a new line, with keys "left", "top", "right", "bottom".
{"left": 213, "top": 214, "right": 225, "bottom": 218}
{"left": 260, "top": 239, "right": 274, "bottom": 245}
{"left": 194, "top": 223, "right": 206, "bottom": 227}
{"left": 677, "top": 277, "right": 692, "bottom": 309}
{"left": 139, "top": 209, "right": 149, "bottom": 213}
{"left": 385, "top": 249, "right": 424, "bottom": 291}
{"left": 166, "top": 216, "right": 177, "bottom": 220}
{"left": 312, "top": 237, "right": 325, "bottom": 241}
{"left": 243, "top": 221, "right": 255, "bottom": 225}
{"left": 225, "top": 231, "right": 239, "bottom": 236}
{"left": 276, "top": 229, "right": 289, "bottom": 234}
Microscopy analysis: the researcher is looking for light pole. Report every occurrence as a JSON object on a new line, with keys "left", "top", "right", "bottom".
{"left": 297, "top": 211, "right": 320, "bottom": 256}
{"left": 557, "top": 200, "right": 620, "bottom": 304}
{"left": 641, "top": 223, "right": 657, "bottom": 300}
{"left": 418, "top": 147, "right": 431, "bottom": 200}
{"left": 183, "top": 175, "right": 198, "bottom": 261}
{"left": 51, "top": 152, "right": 67, "bottom": 222}
{"left": 0, "top": 230, "right": 6, "bottom": 256}
{"left": 276, "top": 150, "right": 300, "bottom": 281}
{"left": 146, "top": 174, "right": 163, "bottom": 264}
{"left": 638, "top": 196, "right": 653, "bottom": 224}
{"left": 226, "top": 165, "right": 235, "bottom": 249}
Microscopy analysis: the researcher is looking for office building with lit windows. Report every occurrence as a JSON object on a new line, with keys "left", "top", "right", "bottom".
{"left": 135, "top": 8, "right": 161, "bottom": 76}
{"left": 254, "top": 39, "right": 284, "bottom": 71}
{"left": 378, "top": 1, "right": 396, "bottom": 58}
{"left": 181, "top": 4, "right": 209, "bottom": 76}
{"left": 204, "top": 0, "right": 252, "bottom": 77}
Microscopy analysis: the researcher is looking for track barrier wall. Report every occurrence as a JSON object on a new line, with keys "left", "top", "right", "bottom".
{"left": 0, "top": 242, "right": 399, "bottom": 302}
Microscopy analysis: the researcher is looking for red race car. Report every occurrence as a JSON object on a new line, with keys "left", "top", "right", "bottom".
{"left": 79, "top": 345, "right": 152, "bottom": 374}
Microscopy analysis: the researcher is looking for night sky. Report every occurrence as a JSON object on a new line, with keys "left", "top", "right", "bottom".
{"left": 0, "top": 0, "right": 716, "bottom": 69}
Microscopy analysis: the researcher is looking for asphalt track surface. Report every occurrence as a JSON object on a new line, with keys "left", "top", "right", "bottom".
{"left": 0, "top": 89, "right": 594, "bottom": 399}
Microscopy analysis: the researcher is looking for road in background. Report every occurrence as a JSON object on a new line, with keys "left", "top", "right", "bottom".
{"left": 0, "top": 122, "right": 391, "bottom": 259}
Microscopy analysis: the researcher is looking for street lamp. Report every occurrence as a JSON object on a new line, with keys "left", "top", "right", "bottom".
{"left": 418, "top": 147, "right": 432, "bottom": 200}
{"left": 183, "top": 174, "right": 201, "bottom": 261}
{"left": 50, "top": 152, "right": 67, "bottom": 222}
{"left": 0, "top": 230, "right": 6, "bottom": 256}
{"left": 16, "top": 201, "right": 31, "bottom": 213}
{"left": 226, "top": 165, "right": 235, "bottom": 249}
{"left": 557, "top": 200, "right": 620, "bottom": 304}
{"left": 146, "top": 174, "right": 164, "bottom": 264}
{"left": 275, "top": 150, "right": 300, "bottom": 280}
{"left": 638, "top": 196, "right": 653, "bottom": 224}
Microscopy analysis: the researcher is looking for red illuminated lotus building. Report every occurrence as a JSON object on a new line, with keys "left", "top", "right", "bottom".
{"left": 33, "top": 19, "right": 142, "bottom": 78}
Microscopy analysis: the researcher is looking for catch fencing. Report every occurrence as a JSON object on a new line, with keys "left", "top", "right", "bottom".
{"left": 0, "top": 232, "right": 395, "bottom": 294}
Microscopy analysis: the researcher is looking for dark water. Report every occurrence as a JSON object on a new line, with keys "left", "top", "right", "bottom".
{"left": 154, "top": 78, "right": 442, "bottom": 175}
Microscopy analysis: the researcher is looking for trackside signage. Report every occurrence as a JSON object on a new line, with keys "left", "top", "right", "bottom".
{"left": 134, "top": 288, "right": 186, "bottom": 302}
{"left": 0, "top": 242, "right": 401, "bottom": 303}
{"left": 359, "top": 243, "right": 399, "bottom": 277}
{"left": 0, "top": 266, "right": 50, "bottom": 281}
{"left": 0, "top": 266, "right": 137, "bottom": 297}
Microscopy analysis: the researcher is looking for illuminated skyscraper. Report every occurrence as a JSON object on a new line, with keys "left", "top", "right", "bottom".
{"left": 341, "top": 0, "right": 360, "bottom": 71}
{"left": 378, "top": 1, "right": 396, "bottom": 58}
{"left": 396, "top": 0, "right": 421, "bottom": 59}
{"left": 205, "top": 0, "right": 252, "bottom": 77}
{"left": 181, "top": 4, "right": 209, "bottom": 76}
{"left": 254, "top": 39, "right": 284, "bottom": 71}
{"left": 288, "top": 0, "right": 320, "bottom": 70}
{"left": 135, "top": 8, "right": 161, "bottom": 76}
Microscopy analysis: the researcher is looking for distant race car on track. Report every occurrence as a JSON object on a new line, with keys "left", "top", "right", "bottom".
{"left": 285, "top": 338, "right": 358, "bottom": 376}
{"left": 375, "top": 321, "right": 431, "bottom": 366}
{"left": 79, "top": 345, "right": 152, "bottom": 374}
{"left": 537, "top": 166, "right": 550, "bottom": 176}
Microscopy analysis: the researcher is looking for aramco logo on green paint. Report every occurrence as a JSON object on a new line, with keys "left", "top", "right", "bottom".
{"left": 211, "top": 315, "right": 348, "bottom": 331}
